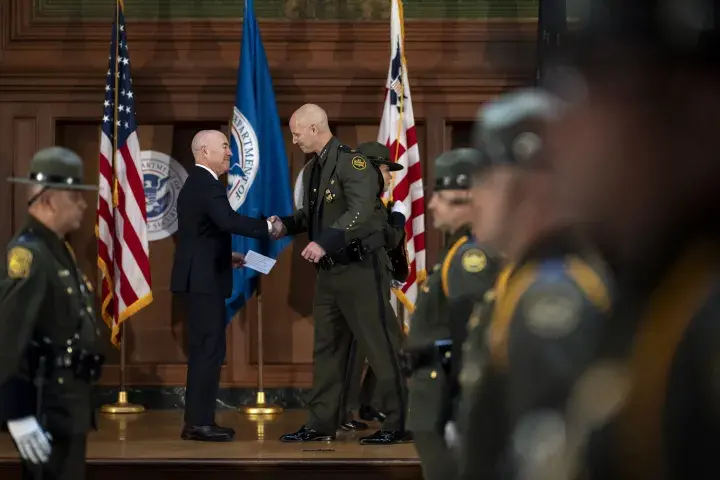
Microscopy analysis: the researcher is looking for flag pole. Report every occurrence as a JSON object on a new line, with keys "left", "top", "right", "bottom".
{"left": 100, "top": 0, "right": 144, "bottom": 416}
{"left": 239, "top": 282, "right": 283, "bottom": 415}
{"left": 101, "top": 325, "right": 145, "bottom": 414}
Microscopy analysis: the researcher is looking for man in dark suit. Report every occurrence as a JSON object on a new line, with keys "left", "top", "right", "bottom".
{"left": 171, "top": 129, "right": 273, "bottom": 442}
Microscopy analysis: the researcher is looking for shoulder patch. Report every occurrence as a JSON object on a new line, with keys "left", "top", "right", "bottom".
{"left": 351, "top": 156, "right": 367, "bottom": 171}
{"left": 339, "top": 144, "right": 355, "bottom": 153}
{"left": 461, "top": 248, "right": 487, "bottom": 273}
{"left": 7, "top": 246, "right": 33, "bottom": 279}
{"left": 522, "top": 281, "right": 582, "bottom": 338}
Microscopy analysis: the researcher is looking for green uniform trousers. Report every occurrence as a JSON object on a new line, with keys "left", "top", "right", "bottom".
{"left": 413, "top": 431, "right": 458, "bottom": 480}
{"left": 342, "top": 341, "right": 378, "bottom": 421}
{"left": 21, "top": 433, "right": 86, "bottom": 480}
{"left": 306, "top": 253, "right": 406, "bottom": 433}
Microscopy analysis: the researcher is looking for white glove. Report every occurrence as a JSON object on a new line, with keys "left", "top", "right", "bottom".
{"left": 444, "top": 421, "right": 461, "bottom": 449}
{"left": 391, "top": 200, "right": 408, "bottom": 218}
{"left": 7, "top": 416, "right": 52, "bottom": 464}
{"left": 390, "top": 280, "right": 405, "bottom": 289}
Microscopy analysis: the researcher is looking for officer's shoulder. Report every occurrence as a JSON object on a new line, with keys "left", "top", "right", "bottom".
{"left": 533, "top": 256, "right": 612, "bottom": 312}
{"left": 338, "top": 144, "right": 357, "bottom": 155}
{"left": 513, "top": 267, "right": 587, "bottom": 339}
{"left": 338, "top": 145, "right": 372, "bottom": 172}
{"left": 5, "top": 232, "right": 45, "bottom": 279}
{"left": 7, "top": 231, "right": 44, "bottom": 252}
{"left": 449, "top": 241, "right": 497, "bottom": 276}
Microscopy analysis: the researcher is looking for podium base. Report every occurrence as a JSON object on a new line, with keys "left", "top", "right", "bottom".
{"left": 239, "top": 404, "right": 283, "bottom": 415}
{"left": 100, "top": 391, "right": 145, "bottom": 414}
{"left": 239, "top": 391, "right": 283, "bottom": 415}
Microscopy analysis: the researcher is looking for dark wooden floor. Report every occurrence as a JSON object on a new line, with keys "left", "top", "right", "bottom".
{"left": 0, "top": 410, "right": 421, "bottom": 479}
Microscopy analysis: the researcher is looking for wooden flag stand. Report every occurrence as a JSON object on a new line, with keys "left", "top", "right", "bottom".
{"left": 101, "top": 325, "right": 145, "bottom": 414}
{"left": 239, "top": 284, "right": 283, "bottom": 416}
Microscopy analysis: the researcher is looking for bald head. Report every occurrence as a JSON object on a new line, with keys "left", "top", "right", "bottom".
{"left": 192, "top": 130, "right": 220, "bottom": 157}
{"left": 291, "top": 104, "right": 329, "bottom": 132}
{"left": 192, "top": 129, "right": 231, "bottom": 176}
{"left": 289, "top": 104, "right": 333, "bottom": 154}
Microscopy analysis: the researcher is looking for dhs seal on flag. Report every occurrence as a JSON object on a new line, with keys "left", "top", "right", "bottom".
{"left": 228, "top": 107, "right": 260, "bottom": 211}
{"left": 142, "top": 150, "right": 188, "bottom": 241}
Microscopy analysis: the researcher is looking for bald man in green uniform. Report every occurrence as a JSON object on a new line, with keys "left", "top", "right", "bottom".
{"left": 404, "top": 148, "right": 501, "bottom": 480}
{"left": 0, "top": 147, "right": 105, "bottom": 480}
{"left": 273, "top": 104, "right": 409, "bottom": 445}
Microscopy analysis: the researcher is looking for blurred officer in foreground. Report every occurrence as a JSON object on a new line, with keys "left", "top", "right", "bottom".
{"left": 340, "top": 141, "right": 407, "bottom": 431}
{"left": 405, "top": 148, "right": 501, "bottom": 480}
{"left": 455, "top": 89, "right": 615, "bottom": 480}
{"left": 536, "top": 0, "right": 720, "bottom": 478}
{"left": 0, "top": 147, "right": 104, "bottom": 479}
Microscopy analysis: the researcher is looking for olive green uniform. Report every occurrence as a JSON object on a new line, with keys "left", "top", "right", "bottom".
{"left": 342, "top": 197, "right": 407, "bottom": 422}
{"left": 0, "top": 149, "right": 104, "bottom": 480}
{"left": 280, "top": 137, "right": 407, "bottom": 434}
{"left": 406, "top": 230, "right": 498, "bottom": 480}
{"left": 573, "top": 241, "right": 719, "bottom": 480}
{"left": 456, "top": 233, "right": 613, "bottom": 479}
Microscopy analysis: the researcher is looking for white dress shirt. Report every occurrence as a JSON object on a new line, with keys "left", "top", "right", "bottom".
{"left": 195, "top": 163, "right": 272, "bottom": 233}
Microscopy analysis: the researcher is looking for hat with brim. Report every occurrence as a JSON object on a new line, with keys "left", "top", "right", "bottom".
{"left": 7, "top": 146, "right": 97, "bottom": 191}
{"left": 357, "top": 142, "right": 404, "bottom": 172}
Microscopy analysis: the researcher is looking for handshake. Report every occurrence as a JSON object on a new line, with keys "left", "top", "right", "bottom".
{"left": 265, "top": 215, "right": 326, "bottom": 263}
{"left": 267, "top": 216, "right": 286, "bottom": 240}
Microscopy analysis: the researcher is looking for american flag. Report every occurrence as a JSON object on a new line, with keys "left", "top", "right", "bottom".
{"left": 96, "top": 1, "right": 153, "bottom": 347}
{"left": 378, "top": 0, "right": 426, "bottom": 330}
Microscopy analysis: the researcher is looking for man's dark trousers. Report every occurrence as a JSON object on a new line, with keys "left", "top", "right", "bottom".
{"left": 184, "top": 293, "right": 226, "bottom": 426}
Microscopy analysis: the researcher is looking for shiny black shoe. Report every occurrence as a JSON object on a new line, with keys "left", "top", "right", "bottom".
{"left": 339, "top": 420, "right": 369, "bottom": 431}
{"left": 279, "top": 425, "right": 335, "bottom": 442}
{"left": 181, "top": 425, "right": 234, "bottom": 442}
{"left": 358, "top": 429, "right": 413, "bottom": 445}
{"left": 358, "top": 405, "right": 386, "bottom": 423}
{"left": 213, "top": 423, "right": 235, "bottom": 436}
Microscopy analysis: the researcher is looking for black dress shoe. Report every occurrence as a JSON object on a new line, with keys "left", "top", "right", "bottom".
{"left": 181, "top": 425, "right": 234, "bottom": 442}
{"left": 280, "top": 425, "right": 335, "bottom": 442}
{"left": 358, "top": 430, "right": 413, "bottom": 445}
{"left": 358, "top": 405, "right": 386, "bottom": 423}
{"left": 339, "top": 420, "right": 369, "bottom": 431}
{"left": 213, "top": 423, "right": 235, "bottom": 435}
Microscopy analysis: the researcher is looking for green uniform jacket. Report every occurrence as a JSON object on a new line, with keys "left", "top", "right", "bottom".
{"left": 281, "top": 137, "right": 389, "bottom": 263}
{"left": 445, "top": 238, "right": 502, "bottom": 412}
{"left": 0, "top": 216, "right": 103, "bottom": 434}
{"left": 406, "top": 229, "right": 498, "bottom": 432}
{"left": 379, "top": 198, "right": 406, "bottom": 252}
{"left": 583, "top": 240, "right": 720, "bottom": 480}
{"left": 457, "top": 232, "right": 613, "bottom": 479}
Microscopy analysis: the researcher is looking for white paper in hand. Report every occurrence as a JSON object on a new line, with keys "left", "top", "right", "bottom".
{"left": 243, "top": 250, "right": 277, "bottom": 275}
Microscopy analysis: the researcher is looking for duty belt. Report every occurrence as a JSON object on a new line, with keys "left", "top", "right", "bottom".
{"left": 28, "top": 337, "right": 105, "bottom": 383}
{"left": 403, "top": 339, "right": 453, "bottom": 377}
{"left": 318, "top": 230, "right": 386, "bottom": 270}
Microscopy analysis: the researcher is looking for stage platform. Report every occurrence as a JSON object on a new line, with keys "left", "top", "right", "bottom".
{"left": 0, "top": 410, "right": 421, "bottom": 479}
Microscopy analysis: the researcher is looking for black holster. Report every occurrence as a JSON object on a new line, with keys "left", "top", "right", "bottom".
{"left": 319, "top": 231, "right": 386, "bottom": 270}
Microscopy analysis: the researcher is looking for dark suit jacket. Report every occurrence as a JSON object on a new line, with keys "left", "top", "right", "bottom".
{"left": 170, "top": 165, "right": 269, "bottom": 298}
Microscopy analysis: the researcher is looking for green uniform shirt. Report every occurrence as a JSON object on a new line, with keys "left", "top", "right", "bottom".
{"left": 0, "top": 216, "right": 102, "bottom": 434}
{"left": 406, "top": 229, "right": 498, "bottom": 432}
{"left": 283, "top": 137, "right": 387, "bottom": 254}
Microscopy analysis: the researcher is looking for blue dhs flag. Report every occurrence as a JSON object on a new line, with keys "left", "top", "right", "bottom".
{"left": 225, "top": 0, "right": 293, "bottom": 322}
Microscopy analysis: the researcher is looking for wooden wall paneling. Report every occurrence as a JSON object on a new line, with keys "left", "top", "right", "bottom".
{"left": 11, "top": 117, "right": 37, "bottom": 230}
{"left": 0, "top": 104, "right": 23, "bottom": 248}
